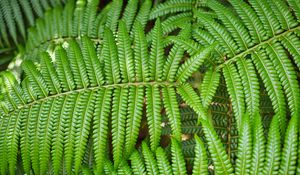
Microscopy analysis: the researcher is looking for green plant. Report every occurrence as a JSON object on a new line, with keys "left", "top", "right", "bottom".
{"left": 0, "top": 0, "right": 300, "bottom": 174}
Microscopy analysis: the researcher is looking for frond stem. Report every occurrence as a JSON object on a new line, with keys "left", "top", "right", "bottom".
{"left": 216, "top": 25, "right": 300, "bottom": 70}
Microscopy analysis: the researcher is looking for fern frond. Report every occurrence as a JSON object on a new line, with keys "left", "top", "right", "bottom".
{"left": 266, "top": 42, "right": 300, "bottom": 117}
{"left": 130, "top": 150, "right": 147, "bottom": 175}
{"left": 22, "top": 60, "right": 49, "bottom": 98}
{"left": 251, "top": 113, "right": 266, "bottom": 175}
{"left": 142, "top": 142, "right": 159, "bottom": 175}
{"left": 248, "top": 0, "right": 281, "bottom": 37}
{"left": 162, "top": 86, "right": 182, "bottom": 141}
{"left": 228, "top": 0, "right": 266, "bottom": 43}
{"left": 200, "top": 119, "right": 234, "bottom": 175}
{"left": 112, "top": 87, "right": 128, "bottom": 168}
{"left": 102, "top": 27, "right": 121, "bottom": 84}
{"left": 207, "top": 0, "right": 252, "bottom": 50}
{"left": 171, "top": 138, "right": 187, "bottom": 175}
{"left": 196, "top": 14, "right": 238, "bottom": 57}
{"left": 177, "top": 83, "right": 206, "bottom": 118}
{"left": 176, "top": 44, "right": 216, "bottom": 83}
{"left": 263, "top": 116, "right": 281, "bottom": 175}
{"left": 235, "top": 114, "right": 252, "bottom": 175}
{"left": 133, "top": 21, "right": 150, "bottom": 82}
{"left": 125, "top": 87, "right": 144, "bottom": 158}
{"left": 105, "top": 0, "right": 123, "bottom": 32}
{"left": 51, "top": 96, "right": 71, "bottom": 175}
{"left": 156, "top": 147, "right": 173, "bottom": 175}
{"left": 279, "top": 115, "right": 298, "bottom": 175}
{"left": 38, "top": 99, "right": 56, "bottom": 175}
{"left": 6, "top": 111, "right": 21, "bottom": 175}
{"left": 74, "top": 91, "right": 95, "bottom": 174}
{"left": 117, "top": 20, "right": 135, "bottom": 83}
{"left": 55, "top": 45, "right": 75, "bottom": 91}
{"left": 149, "top": 19, "right": 164, "bottom": 81}
{"left": 251, "top": 51, "right": 286, "bottom": 126}
{"left": 281, "top": 33, "right": 300, "bottom": 71}
{"left": 68, "top": 39, "right": 89, "bottom": 89}
{"left": 149, "top": 0, "right": 194, "bottom": 19}
{"left": 193, "top": 135, "right": 208, "bottom": 175}
{"left": 40, "top": 52, "right": 61, "bottom": 94}
{"left": 222, "top": 64, "right": 245, "bottom": 130}
{"left": 93, "top": 88, "right": 112, "bottom": 174}
{"left": 200, "top": 68, "right": 221, "bottom": 109}
{"left": 146, "top": 85, "right": 162, "bottom": 151}
{"left": 121, "top": 0, "right": 138, "bottom": 31}
{"left": 236, "top": 58, "right": 260, "bottom": 118}
{"left": 81, "top": 35, "right": 104, "bottom": 86}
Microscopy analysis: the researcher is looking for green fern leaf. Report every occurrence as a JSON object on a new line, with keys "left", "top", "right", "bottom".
{"left": 250, "top": 113, "right": 266, "bottom": 175}
{"left": 150, "top": 0, "right": 194, "bottom": 19}
{"left": 229, "top": 0, "right": 267, "bottom": 43}
{"left": 38, "top": 99, "right": 56, "bottom": 175}
{"left": 74, "top": 91, "right": 95, "bottom": 174}
{"left": 105, "top": 0, "right": 123, "bottom": 32}
{"left": 55, "top": 45, "right": 75, "bottom": 91}
{"left": 149, "top": 19, "right": 164, "bottom": 81}
{"left": 81, "top": 36, "right": 104, "bottom": 86}
{"left": 130, "top": 150, "right": 147, "bottom": 175}
{"left": 200, "top": 119, "right": 234, "bottom": 175}
{"left": 263, "top": 116, "right": 281, "bottom": 175}
{"left": 121, "top": 0, "right": 138, "bottom": 31}
{"left": 156, "top": 147, "right": 173, "bottom": 175}
{"left": 93, "top": 88, "right": 112, "bottom": 174}
{"left": 117, "top": 20, "right": 135, "bottom": 83}
{"left": 102, "top": 27, "right": 121, "bottom": 84}
{"left": 279, "top": 115, "right": 298, "bottom": 175}
{"left": 251, "top": 51, "right": 286, "bottom": 127}
{"left": 0, "top": 114, "right": 9, "bottom": 175}
{"left": 200, "top": 68, "right": 221, "bottom": 109}
{"left": 207, "top": 0, "right": 252, "bottom": 50}
{"left": 248, "top": 0, "right": 281, "bottom": 37}
{"left": 125, "top": 87, "right": 144, "bottom": 158}
{"left": 176, "top": 44, "right": 216, "bottom": 83}
{"left": 222, "top": 64, "right": 245, "bottom": 130}
{"left": 269, "top": 0, "right": 297, "bottom": 30}
{"left": 112, "top": 88, "right": 128, "bottom": 168}
{"left": 68, "top": 39, "right": 90, "bottom": 88}
{"left": 6, "top": 111, "right": 21, "bottom": 175}
{"left": 22, "top": 60, "right": 49, "bottom": 98}
{"left": 235, "top": 114, "right": 252, "bottom": 175}
{"left": 266, "top": 42, "right": 300, "bottom": 117}
{"left": 196, "top": 14, "right": 238, "bottom": 57}
{"left": 193, "top": 135, "right": 208, "bottom": 175}
{"left": 171, "top": 138, "right": 187, "bottom": 175}
{"left": 40, "top": 52, "right": 62, "bottom": 94}
{"left": 287, "top": 0, "right": 300, "bottom": 21}
{"left": 177, "top": 83, "right": 206, "bottom": 118}
{"left": 146, "top": 85, "right": 162, "bottom": 151}
{"left": 142, "top": 142, "right": 159, "bottom": 175}
{"left": 162, "top": 86, "right": 182, "bottom": 141}
{"left": 19, "top": 106, "right": 31, "bottom": 174}
{"left": 236, "top": 58, "right": 260, "bottom": 117}
{"left": 281, "top": 33, "right": 300, "bottom": 71}
{"left": 132, "top": 0, "right": 151, "bottom": 30}
{"left": 133, "top": 21, "right": 150, "bottom": 82}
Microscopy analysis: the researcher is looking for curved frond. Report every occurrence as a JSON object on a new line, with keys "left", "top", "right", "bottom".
{"left": 192, "top": 135, "right": 208, "bottom": 175}
{"left": 200, "top": 119, "right": 234, "bottom": 175}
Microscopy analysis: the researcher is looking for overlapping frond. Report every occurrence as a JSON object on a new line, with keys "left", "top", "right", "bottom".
{"left": 180, "top": 0, "right": 300, "bottom": 131}
{"left": 0, "top": 6, "right": 214, "bottom": 173}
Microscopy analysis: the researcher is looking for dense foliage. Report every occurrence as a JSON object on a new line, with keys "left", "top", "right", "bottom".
{"left": 0, "top": 0, "right": 300, "bottom": 174}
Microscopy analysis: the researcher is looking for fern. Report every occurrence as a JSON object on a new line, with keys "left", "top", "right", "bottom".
{"left": 0, "top": 2, "right": 215, "bottom": 172}
{"left": 170, "top": 0, "right": 300, "bottom": 132}
{"left": 1, "top": 0, "right": 300, "bottom": 174}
